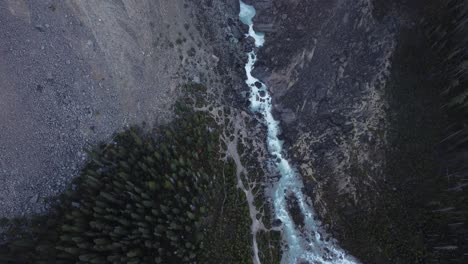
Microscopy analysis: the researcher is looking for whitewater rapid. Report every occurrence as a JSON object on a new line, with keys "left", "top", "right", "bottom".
{"left": 239, "top": 2, "right": 359, "bottom": 264}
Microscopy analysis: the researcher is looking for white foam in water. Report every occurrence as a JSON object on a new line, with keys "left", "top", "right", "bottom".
{"left": 239, "top": 1, "right": 265, "bottom": 47}
{"left": 239, "top": 1, "right": 360, "bottom": 263}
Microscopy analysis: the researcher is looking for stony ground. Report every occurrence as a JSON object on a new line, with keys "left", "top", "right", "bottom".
{"left": 0, "top": 0, "right": 237, "bottom": 218}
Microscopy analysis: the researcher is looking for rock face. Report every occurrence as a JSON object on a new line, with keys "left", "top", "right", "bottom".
{"left": 249, "top": 0, "right": 451, "bottom": 262}
{"left": 254, "top": 0, "right": 395, "bottom": 222}
{"left": 0, "top": 0, "right": 240, "bottom": 217}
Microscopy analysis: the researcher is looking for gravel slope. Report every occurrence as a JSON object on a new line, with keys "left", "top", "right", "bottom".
{"left": 0, "top": 0, "right": 228, "bottom": 218}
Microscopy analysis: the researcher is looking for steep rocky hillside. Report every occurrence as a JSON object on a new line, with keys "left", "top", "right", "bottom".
{"left": 0, "top": 0, "right": 241, "bottom": 217}
{"left": 248, "top": 0, "right": 465, "bottom": 263}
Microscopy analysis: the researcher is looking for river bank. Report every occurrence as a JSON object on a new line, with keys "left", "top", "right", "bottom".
{"left": 1, "top": 0, "right": 280, "bottom": 262}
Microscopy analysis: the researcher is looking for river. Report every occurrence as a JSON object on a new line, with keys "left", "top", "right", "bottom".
{"left": 239, "top": 1, "right": 359, "bottom": 263}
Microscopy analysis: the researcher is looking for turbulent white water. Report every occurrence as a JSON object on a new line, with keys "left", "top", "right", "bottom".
{"left": 239, "top": 2, "right": 359, "bottom": 264}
